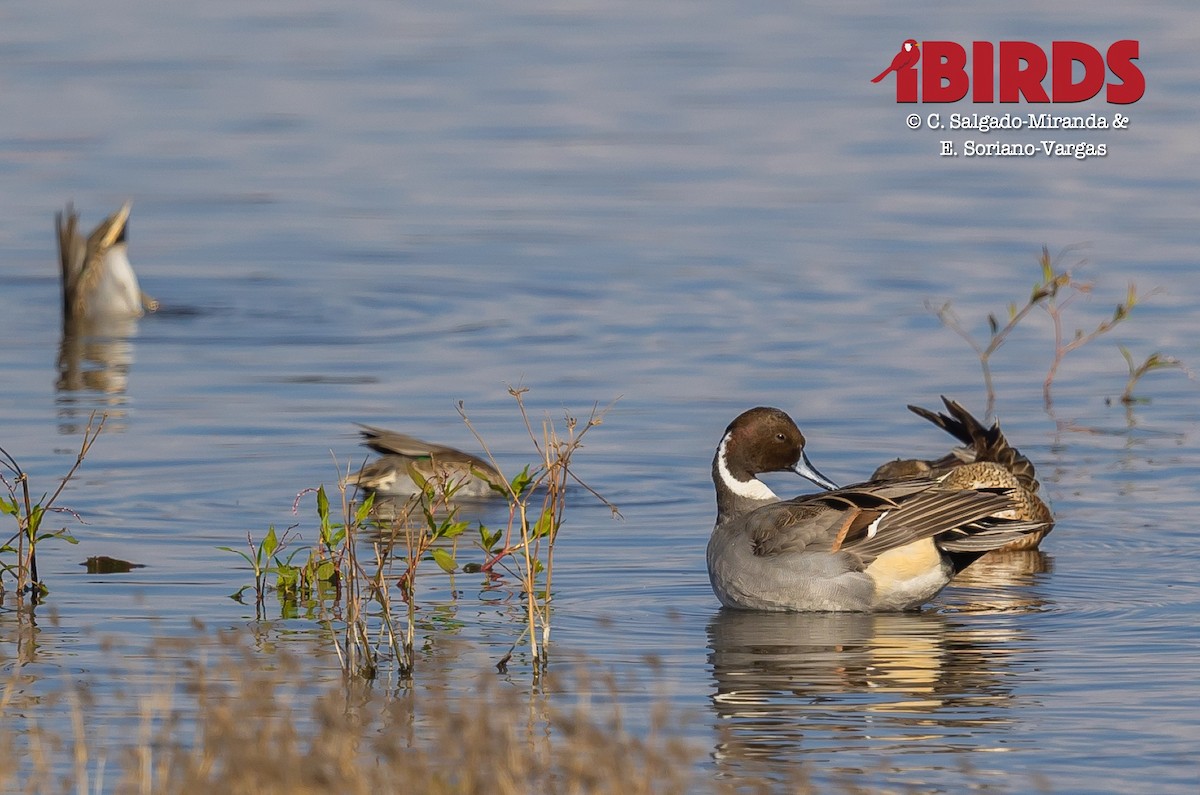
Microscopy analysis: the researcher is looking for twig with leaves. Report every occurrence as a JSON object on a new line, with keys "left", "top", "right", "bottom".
{"left": 1117, "top": 347, "right": 1188, "bottom": 405}
{"left": 460, "top": 386, "right": 620, "bottom": 674}
{"left": 0, "top": 412, "right": 105, "bottom": 599}
{"left": 930, "top": 246, "right": 1184, "bottom": 416}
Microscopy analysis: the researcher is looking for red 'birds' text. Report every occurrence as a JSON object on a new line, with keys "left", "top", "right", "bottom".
{"left": 889, "top": 40, "right": 1143, "bottom": 104}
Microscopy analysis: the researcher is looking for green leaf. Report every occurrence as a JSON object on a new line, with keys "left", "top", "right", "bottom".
{"left": 354, "top": 492, "right": 375, "bottom": 523}
{"left": 431, "top": 548, "right": 456, "bottom": 574}
{"left": 262, "top": 526, "right": 279, "bottom": 559}
{"left": 281, "top": 547, "right": 306, "bottom": 566}
{"left": 1151, "top": 354, "right": 1183, "bottom": 371}
{"left": 532, "top": 508, "right": 556, "bottom": 539}
{"left": 315, "top": 560, "right": 337, "bottom": 582}
{"left": 478, "top": 525, "right": 502, "bottom": 552}
{"left": 275, "top": 565, "right": 299, "bottom": 591}
{"left": 421, "top": 500, "right": 437, "bottom": 529}
{"left": 218, "top": 546, "right": 256, "bottom": 567}
{"left": 509, "top": 466, "right": 533, "bottom": 497}
{"left": 27, "top": 505, "right": 44, "bottom": 536}
{"left": 326, "top": 526, "right": 346, "bottom": 548}
{"left": 436, "top": 519, "right": 469, "bottom": 540}
{"left": 36, "top": 531, "right": 79, "bottom": 545}
{"left": 317, "top": 485, "right": 330, "bottom": 519}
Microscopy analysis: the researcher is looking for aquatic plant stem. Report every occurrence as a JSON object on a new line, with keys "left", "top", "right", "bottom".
{"left": 1, "top": 411, "right": 104, "bottom": 597}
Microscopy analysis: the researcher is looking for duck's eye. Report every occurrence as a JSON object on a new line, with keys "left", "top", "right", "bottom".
{"left": 775, "top": 433, "right": 786, "bottom": 442}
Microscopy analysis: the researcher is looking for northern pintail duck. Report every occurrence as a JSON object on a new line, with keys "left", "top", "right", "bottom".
{"left": 871, "top": 397, "right": 1054, "bottom": 550}
{"left": 349, "top": 424, "right": 505, "bottom": 499}
{"left": 707, "top": 407, "right": 1050, "bottom": 612}
{"left": 57, "top": 202, "right": 157, "bottom": 323}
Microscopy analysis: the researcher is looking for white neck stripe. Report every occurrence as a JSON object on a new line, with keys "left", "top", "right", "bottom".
{"left": 717, "top": 434, "right": 777, "bottom": 501}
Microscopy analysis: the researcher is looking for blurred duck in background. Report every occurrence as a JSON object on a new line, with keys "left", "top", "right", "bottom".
{"left": 54, "top": 202, "right": 157, "bottom": 403}
{"left": 349, "top": 424, "right": 506, "bottom": 501}
{"left": 57, "top": 201, "right": 157, "bottom": 325}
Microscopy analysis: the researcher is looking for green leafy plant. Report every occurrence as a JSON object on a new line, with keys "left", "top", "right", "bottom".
{"left": 219, "top": 525, "right": 304, "bottom": 619}
{"left": 230, "top": 388, "right": 618, "bottom": 681}
{"left": 316, "top": 482, "right": 400, "bottom": 680}
{"left": 384, "top": 474, "right": 476, "bottom": 676}
{"left": 334, "top": 387, "right": 618, "bottom": 679}
{"left": 0, "top": 412, "right": 103, "bottom": 600}
{"left": 222, "top": 480, "right": 399, "bottom": 679}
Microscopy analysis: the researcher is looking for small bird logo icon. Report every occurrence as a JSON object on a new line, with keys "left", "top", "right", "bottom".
{"left": 871, "top": 39, "right": 920, "bottom": 83}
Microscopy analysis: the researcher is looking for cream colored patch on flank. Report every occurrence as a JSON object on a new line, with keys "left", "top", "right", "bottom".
{"left": 865, "top": 538, "right": 942, "bottom": 590}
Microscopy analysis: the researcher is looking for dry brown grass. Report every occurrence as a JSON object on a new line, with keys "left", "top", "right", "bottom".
{"left": 1, "top": 630, "right": 708, "bottom": 795}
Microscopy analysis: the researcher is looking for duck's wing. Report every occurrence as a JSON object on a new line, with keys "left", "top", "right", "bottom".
{"left": 747, "top": 479, "right": 1043, "bottom": 565}
{"left": 745, "top": 480, "right": 931, "bottom": 560}
{"left": 356, "top": 425, "right": 464, "bottom": 459}
{"left": 845, "top": 486, "right": 1042, "bottom": 560}
{"left": 355, "top": 424, "right": 499, "bottom": 475}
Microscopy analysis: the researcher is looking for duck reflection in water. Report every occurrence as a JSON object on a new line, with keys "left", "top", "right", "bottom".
{"left": 706, "top": 609, "right": 1032, "bottom": 784}
{"left": 55, "top": 202, "right": 157, "bottom": 427}
{"left": 943, "top": 548, "right": 1053, "bottom": 612}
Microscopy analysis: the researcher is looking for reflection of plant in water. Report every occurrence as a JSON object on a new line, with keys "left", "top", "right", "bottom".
{"left": 0, "top": 412, "right": 104, "bottom": 600}
{"left": 420, "top": 603, "right": 466, "bottom": 635}
{"left": 929, "top": 247, "right": 1187, "bottom": 418}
